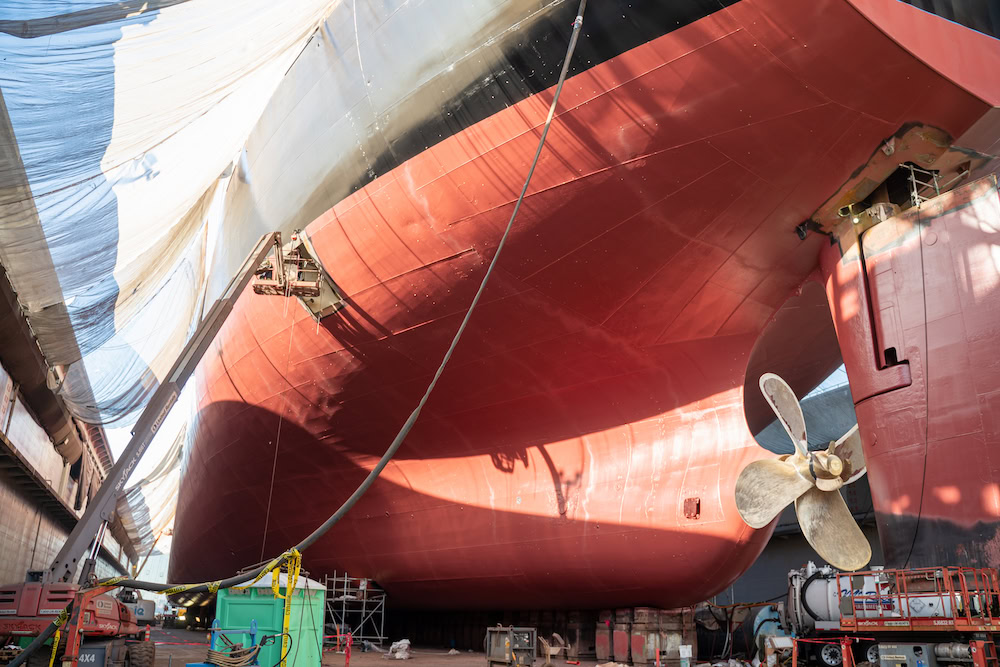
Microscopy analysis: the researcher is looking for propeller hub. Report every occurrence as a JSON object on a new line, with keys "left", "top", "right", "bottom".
{"left": 810, "top": 452, "right": 844, "bottom": 478}
{"left": 826, "top": 454, "right": 843, "bottom": 477}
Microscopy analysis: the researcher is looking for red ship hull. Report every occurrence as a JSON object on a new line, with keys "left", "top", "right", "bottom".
{"left": 823, "top": 176, "right": 1000, "bottom": 570}
{"left": 170, "top": 0, "right": 1000, "bottom": 607}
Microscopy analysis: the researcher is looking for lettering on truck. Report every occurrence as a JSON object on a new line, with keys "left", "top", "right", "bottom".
{"left": 841, "top": 588, "right": 894, "bottom": 610}
{"left": 117, "top": 391, "right": 177, "bottom": 493}
{"left": 0, "top": 621, "right": 47, "bottom": 634}
{"left": 857, "top": 620, "right": 910, "bottom": 627}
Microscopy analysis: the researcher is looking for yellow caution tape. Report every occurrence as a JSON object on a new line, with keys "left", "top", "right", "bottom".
{"left": 233, "top": 552, "right": 288, "bottom": 592}
{"left": 160, "top": 583, "right": 198, "bottom": 596}
{"left": 42, "top": 605, "right": 70, "bottom": 667}
{"left": 93, "top": 550, "right": 293, "bottom": 602}
{"left": 99, "top": 576, "right": 128, "bottom": 587}
{"left": 270, "top": 550, "right": 301, "bottom": 600}
{"left": 47, "top": 629, "right": 60, "bottom": 667}
{"left": 268, "top": 549, "right": 301, "bottom": 667}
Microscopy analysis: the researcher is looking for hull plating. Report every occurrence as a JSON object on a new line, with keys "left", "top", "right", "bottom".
{"left": 823, "top": 178, "right": 1000, "bottom": 570}
{"left": 170, "top": 0, "right": 1000, "bottom": 607}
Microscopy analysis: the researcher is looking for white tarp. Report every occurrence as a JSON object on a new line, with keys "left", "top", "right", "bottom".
{"left": 114, "top": 421, "right": 183, "bottom": 553}
{"left": 0, "top": 0, "right": 337, "bottom": 423}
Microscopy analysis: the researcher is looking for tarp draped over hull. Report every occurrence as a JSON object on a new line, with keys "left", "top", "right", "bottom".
{"left": 0, "top": 0, "right": 716, "bottom": 424}
{"left": 0, "top": 0, "right": 340, "bottom": 422}
{"left": 115, "top": 423, "right": 184, "bottom": 554}
{"left": 1, "top": 0, "right": 765, "bottom": 575}
{"left": 2, "top": 0, "right": 756, "bottom": 575}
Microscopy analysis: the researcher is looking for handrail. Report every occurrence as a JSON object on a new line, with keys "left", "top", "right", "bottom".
{"left": 837, "top": 566, "right": 1000, "bottom": 629}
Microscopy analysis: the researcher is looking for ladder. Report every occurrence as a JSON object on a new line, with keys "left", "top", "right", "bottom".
{"left": 971, "top": 640, "right": 999, "bottom": 667}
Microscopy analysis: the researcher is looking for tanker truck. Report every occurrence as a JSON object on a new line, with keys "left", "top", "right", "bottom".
{"left": 117, "top": 590, "right": 155, "bottom": 628}
{"left": 777, "top": 563, "right": 1000, "bottom": 667}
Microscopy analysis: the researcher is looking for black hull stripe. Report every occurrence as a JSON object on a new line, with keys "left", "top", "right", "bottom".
{"left": 348, "top": 0, "right": 739, "bottom": 195}
{"left": 901, "top": 0, "right": 1000, "bottom": 39}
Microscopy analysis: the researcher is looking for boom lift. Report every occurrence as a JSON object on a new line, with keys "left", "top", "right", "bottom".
{"left": 0, "top": 233, "right": 289, "bottom": 667}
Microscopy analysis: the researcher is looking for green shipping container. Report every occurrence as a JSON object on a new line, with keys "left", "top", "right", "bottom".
{"left": 215, "top": 573, "right": 325, "bottom": 667}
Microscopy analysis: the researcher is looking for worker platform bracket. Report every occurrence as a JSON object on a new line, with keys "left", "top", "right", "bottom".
{"left": 252, "top": 231, "right": 345, "bottom": 321}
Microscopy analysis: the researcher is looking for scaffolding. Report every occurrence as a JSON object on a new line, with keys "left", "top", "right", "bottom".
{"left": 324, "top": 572, "right": 387, "bottom": 646}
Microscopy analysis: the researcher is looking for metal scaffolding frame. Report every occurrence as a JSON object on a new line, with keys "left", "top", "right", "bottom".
{"left": 324, "top": 572, "right": 386, "bottom": 646}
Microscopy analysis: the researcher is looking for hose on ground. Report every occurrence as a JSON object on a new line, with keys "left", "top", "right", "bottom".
{"left": 206, "top": 644, "right": 261, "bottom": 667}
{"left": 204, "top": 631, "right": 290, "bottom": 667}
{"left": 8, "top": 2, "right": 587, "bottom": 665}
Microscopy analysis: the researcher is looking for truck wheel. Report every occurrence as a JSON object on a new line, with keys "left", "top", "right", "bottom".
{"left": 865, "top": 644, "right": 879, "bottom": 664}
{"left": 126, "top": 643, "right": 155, "bottom": 667}
{"left": 817, "top": 643, "right": 843, "bottom": 667}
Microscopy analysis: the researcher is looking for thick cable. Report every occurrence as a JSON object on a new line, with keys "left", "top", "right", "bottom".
{"left": 799, "top": 569, "right": 827, "bottom": 622}
{"left": 295, "top": 0, "right": 587, "bottom": 554}
{"left": 8, "top": 4, "right": 588, "bottom": 666}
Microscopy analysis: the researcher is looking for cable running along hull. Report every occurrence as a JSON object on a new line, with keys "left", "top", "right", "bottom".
{"left": 169, "top": 0, "right": 1000, "bottom": 608}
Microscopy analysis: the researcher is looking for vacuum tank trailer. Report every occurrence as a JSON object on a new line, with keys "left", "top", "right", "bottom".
{"left": 777, "top": 563, "right": 1000, "bottom": 667}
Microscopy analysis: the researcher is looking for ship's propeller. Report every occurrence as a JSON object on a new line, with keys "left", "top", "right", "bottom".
{"left": 735, "top": 372, "right": 871, "bottom": 571}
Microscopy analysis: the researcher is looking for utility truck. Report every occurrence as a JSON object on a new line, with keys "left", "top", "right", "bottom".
{"left": 777, "top": 562, "right": 1000, "bottom": 667}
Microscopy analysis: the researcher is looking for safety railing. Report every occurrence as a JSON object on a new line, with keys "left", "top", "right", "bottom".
{"left": 836, "top": 567, "right": 1000, "bottom": 631}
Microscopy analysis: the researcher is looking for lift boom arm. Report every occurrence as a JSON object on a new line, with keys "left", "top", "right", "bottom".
{"left": 46, "top": 232, "right": 282, "bottom": 583}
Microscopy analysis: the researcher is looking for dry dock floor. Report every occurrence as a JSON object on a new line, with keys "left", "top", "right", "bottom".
{"left": 152, "top": 627, "right": 602, "bottom": 667}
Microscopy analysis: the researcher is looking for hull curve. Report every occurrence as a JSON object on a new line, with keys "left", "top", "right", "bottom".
{"left": 170, "top": 0, "right": 1000, "bottom": 608}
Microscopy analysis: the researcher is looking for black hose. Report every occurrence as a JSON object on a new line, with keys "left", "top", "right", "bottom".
{"left": 748, "top": 604, "right": 779, "bottom": 660}
{"left": 8, "top": 3, "right": 588, "bottom": 665}
{"left": 16, "top": 623, "right": 59, "bottom": 665}
{"left": 265, "top": 633, "right": 293, "bottom": 667}
{"left": 749, "top": 623, "right": 763, "bottom": 660}
{"left": 800, "top": 570, "right": 827, "bottom": 622}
